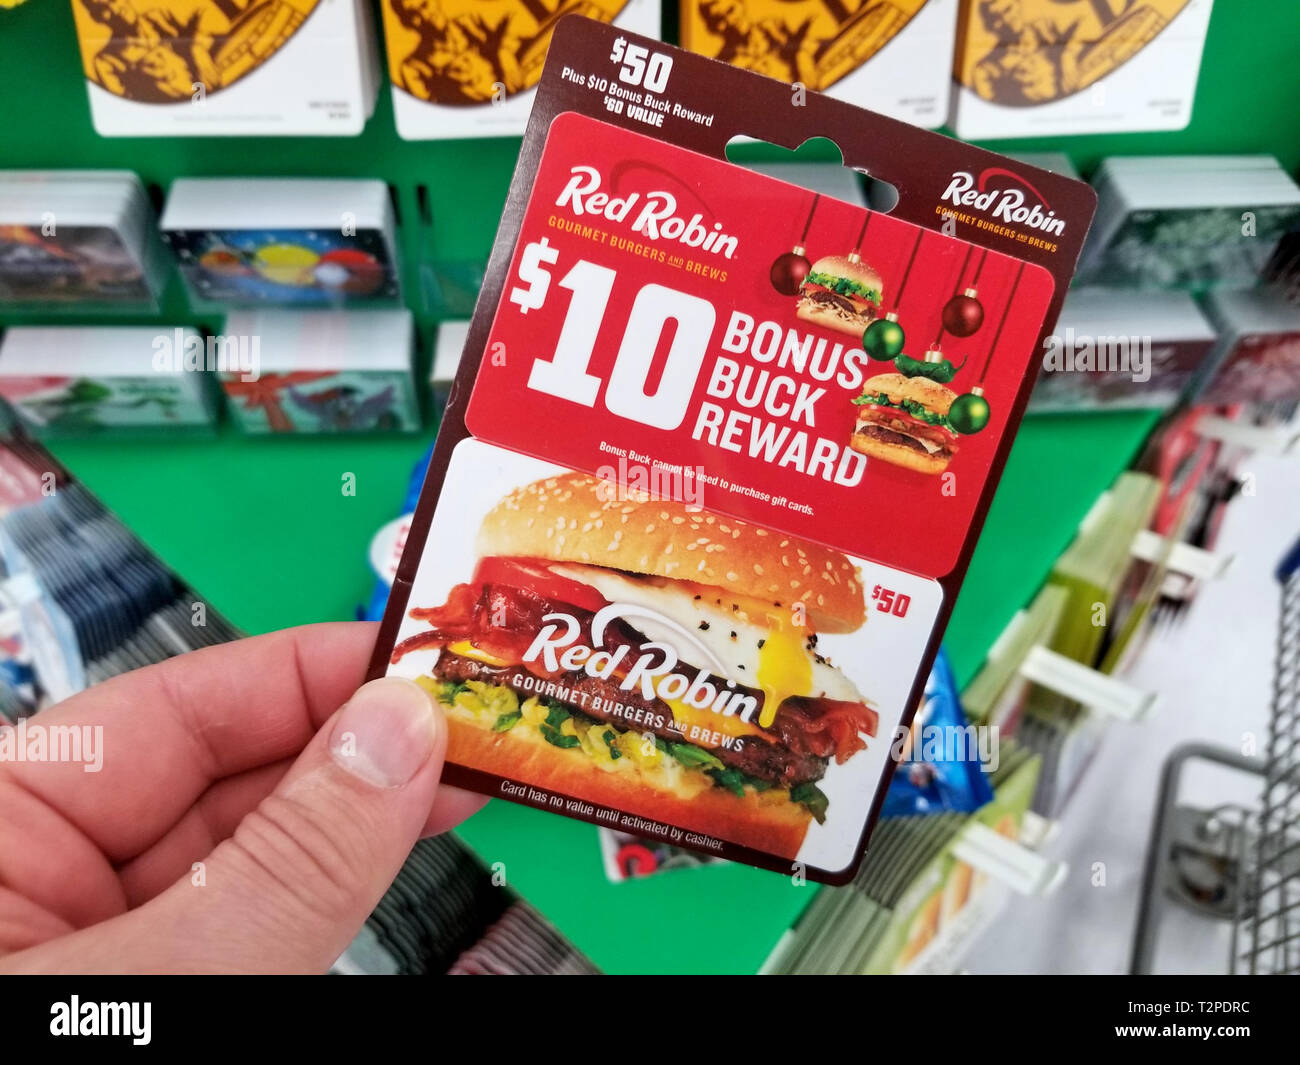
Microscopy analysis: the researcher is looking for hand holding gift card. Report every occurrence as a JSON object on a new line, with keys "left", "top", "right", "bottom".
{"left": 373, "top": 17, "right": 1095, "bottom": 881}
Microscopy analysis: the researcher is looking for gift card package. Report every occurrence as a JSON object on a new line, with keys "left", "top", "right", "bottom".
{"left": 1193, "top": 287, "right": 1300, "bottom": 406}
{"left": 220, "top": 308, "right": 420, "bottom": 433}
{"left": 381, "top": 0, "right": 661, "bottom": 140}
{"left": 0, "top": 326, "right": 217, "bottom": 436}
{"left": 71, "top": 0, "right": 380, "bottom": 136}
{"left": 680, "top": 0, "right": 959, "bottom": 129}
{"left": 371, "top": 17, "right": 1095, "bottom": 882}
{"left": 951, "top": 0, "right": 1214, "bottom": 139}
{"left": 1029, "top": 287, "right": 1216, "bottom": 413}
{"left": 1076, "top": 155, "right": 1300, "bottom": 290}
{"left": 0, "top": 170, "right": 166, "bottom": 309}
{"left": 161, "top": 179, "right": 401, "bottom": 309}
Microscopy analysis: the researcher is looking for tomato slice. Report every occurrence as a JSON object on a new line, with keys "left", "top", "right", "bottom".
{"left": 857, "top": 403, "right": 956, "bottom": 443}
{"left": 472, "top": 556, "right": 609, "bottom": 613}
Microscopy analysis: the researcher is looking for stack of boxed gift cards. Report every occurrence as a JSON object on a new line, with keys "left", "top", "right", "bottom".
{"left": 1018, "top": 472, "right": 1162, "bottom": 817}
{"left": 0, "top": 170, "right": 166, "bottom": 309}
{"left": 1193, "top": 286, "right": 1300, "bottom": 406}
{"left": 1045, "top": 472, "right": 1161, "bottom": 669}
{"left": 1077, "top": 155, "right": 1300, "bottom": 289}
{"left": 381, "top": 0, "right": 660, "bottom": 139}
{"left": 1029, "top": 287, "right": 1217, "bottom": 413}
{"left": 1134, "top": 406, "right": 1242, "bottom": 628}
{"left": 950, "top": 0, "right": 1214, "bottom": 138}
{"left": 220, "top": 308, "right": 420, "bottom": 433}
{"left": 0, "top": 472, "right": 241, "bottom": 705}
{"left": 335, "top": 834, "right": 599, "bottom": 975}
{"left": 0, "top": 326, "right": 218, "bottom": 436}
{"left": 680, "top": 0, "right": 959, "bottom": 128}
{"left": 71, "top": 0, "right": 381, "bottom": 136}
{"left": 161, "top": 178, "right": 401, "bottom": 310}
{"left": 764, "top": 744, "right": 1042, "bottom": 975}
{"left": 963, "top": 584, "right": 1068, "bottom": 733}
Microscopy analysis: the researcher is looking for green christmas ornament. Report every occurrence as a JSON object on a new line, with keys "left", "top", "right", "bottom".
{"left": 862, "top": 314, "right": 904, "bottom": 360}
{"left": 948, "top": 388, "right": 991, "bottom": 434}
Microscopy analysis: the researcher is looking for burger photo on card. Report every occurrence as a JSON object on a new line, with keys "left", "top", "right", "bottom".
{"left": 72, "top": 0, "right": 319, "bottom": 103}
{"left": 794, "top": 252, "right": 884, "bottom": 335}
{"left": 391, "top": 465, "right": 880, "bottom": 859}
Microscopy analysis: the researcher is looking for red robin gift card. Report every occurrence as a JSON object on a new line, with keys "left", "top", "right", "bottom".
{"left": 371, "top": 17, "right": 1095, "bottom": 882}
{"left": 466, "top": 113, "right": 1054, "bottom": 580}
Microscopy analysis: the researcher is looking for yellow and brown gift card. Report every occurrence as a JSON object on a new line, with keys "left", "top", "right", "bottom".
{"left": 382, "top": 0, "right": 661, "bottom": 139}
{"left": 951, "top": 0, "right": 1214, "bottom": 137}
{"left": 680, "top": 0, "right": 959, "bottom": 128}
{"left": 70, "top": 0, "right": 380, "bottom": 136}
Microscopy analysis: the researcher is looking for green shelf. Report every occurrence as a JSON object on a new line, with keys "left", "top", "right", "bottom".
{"left": 3, "top": 0, "right": 1294, "bottom": 975}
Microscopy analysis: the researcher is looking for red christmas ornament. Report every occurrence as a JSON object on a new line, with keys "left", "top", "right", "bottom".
{"left": 942, "top": 287, "right": 984, "bottom": 338}
{"left": 770, "top": 245, "right": 811, "bottom": 296}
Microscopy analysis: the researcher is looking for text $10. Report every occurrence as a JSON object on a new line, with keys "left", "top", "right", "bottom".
{"left": 508, "top": 238, "right": 716, "bottom": 432}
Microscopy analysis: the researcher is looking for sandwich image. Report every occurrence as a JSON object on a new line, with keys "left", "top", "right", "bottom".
{"left": 850, "top": 372, "right": 959, "bottom": 474}
{"left": 795, "top": 254, "right": 883, "bottom": 336}
{"left": 391, "top": 472, "right": 879, "bottom": 859}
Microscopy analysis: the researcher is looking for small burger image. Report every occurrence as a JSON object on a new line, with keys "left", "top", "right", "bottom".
{"left": 795, "top": 253, "right": 883, "bottom": 336}
{"left": 391, "top": 472, "right": 879, "bottom": 859}
{"left": 850, "top": 372, "right": 960, "bottom": 474}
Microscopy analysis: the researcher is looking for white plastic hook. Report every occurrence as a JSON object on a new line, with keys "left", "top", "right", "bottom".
{"left": 951, "top": 821, "right": 1066, "bottom": 896}
{"left": 1196, "top": 414, "right": 1300, "bottom": 456}
{"left": 1130, "top": 529, "right": 1234, "bottom": 581}
{"left": 1019, "top": 644, "right": 1159, "bottom": 722}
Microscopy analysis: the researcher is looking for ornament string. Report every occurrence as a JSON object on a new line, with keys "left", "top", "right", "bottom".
{"left": 799, "top": 194, "right": 819, "bottom": 246}
{"left": 852, "top": 211, "right": 871, "bottom": 256}
{"left": 891, "top": 229, "right": 924, "bottom": 313}
{"left": 974, "top": 260, "right": 1024, "bottom": 383}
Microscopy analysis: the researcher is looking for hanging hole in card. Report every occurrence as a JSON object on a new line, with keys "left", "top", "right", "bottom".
{"left": 723, "top": 135, "right": 898, "bottom": 215}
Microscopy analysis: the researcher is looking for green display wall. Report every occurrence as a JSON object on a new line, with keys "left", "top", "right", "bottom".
{"left": 1, "top": 0, "right": 1295, "bottom": 973}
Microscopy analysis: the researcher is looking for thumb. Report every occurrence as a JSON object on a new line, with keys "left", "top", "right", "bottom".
{"left": 147, "top": 676, "right": 446, "bottom": 973}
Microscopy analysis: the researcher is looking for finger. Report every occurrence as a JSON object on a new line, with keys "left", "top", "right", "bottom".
{"left": 117, "top": 755, "right": 486, "bottom": 908}
{"left": 2, "top": 677, "right": 450, "bottom": 974}
{"left": 0, "top": 622, "right": 377, "bottom": 868}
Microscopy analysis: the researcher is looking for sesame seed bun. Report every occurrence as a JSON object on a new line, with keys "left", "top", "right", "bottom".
{"left": 863, "top": 372, "right": 957, "bottom": 415}
{"left": 476, "top": 472, "right": 865, "bottom": 633}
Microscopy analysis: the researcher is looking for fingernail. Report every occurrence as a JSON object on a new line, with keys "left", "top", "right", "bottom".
{"left": 330, "top": 677, "right": 441, "bottom": 787}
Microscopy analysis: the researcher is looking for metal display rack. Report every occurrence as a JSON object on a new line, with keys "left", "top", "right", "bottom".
{"left": 1132, "top": 538, "right": 1300, "bottom": 975}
